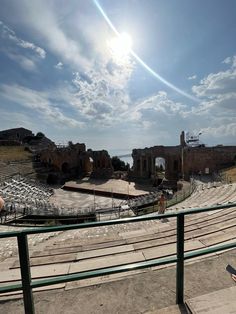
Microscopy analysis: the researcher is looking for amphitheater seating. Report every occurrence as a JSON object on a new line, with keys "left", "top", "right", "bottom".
{"left": 169, "top": 182, "right": 236, "bottom": 210}
{"left": 0, "top": 160, "right": 37, "bottom": 182}
{"left": 0, "top": 181, "right": 236, "bottom": 300}
{"left": 0, "top": 176, "right": 56, "bottom": 221}
{"left": 128, "top": 191, "right": 160, "bottom": 209}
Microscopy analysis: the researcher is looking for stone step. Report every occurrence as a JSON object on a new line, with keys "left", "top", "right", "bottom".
{"left": 11, "top": 253, "right": 77, "bottom": 268}
{"left": 68, "top": 251, "right": 145, "bottom": 274}
{"left": 142, "top": 240, "right": 204, "bottom": 260}
{"left": 0, "top": 263, "right": 70, "bottom": 283}
{"left": 144, "top": 304, "right": 188, "bottom": 314}
{"left": 186, "top": 286, "right": 236, "bottom": 314}
{"left": 32, "top": 243, "right": 135, "bottom": 260}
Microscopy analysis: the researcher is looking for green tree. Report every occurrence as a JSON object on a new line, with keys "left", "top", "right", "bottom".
{"left": 112, "top": 156, "right": 129, "bottom": 171}
{"left": 36, "top": 132, "right": 45, "bottom": 138}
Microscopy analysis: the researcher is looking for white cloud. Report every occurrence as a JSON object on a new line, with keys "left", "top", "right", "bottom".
{"left": 188, "top": 74, "right": 197, "bottom": 80}
{"left": 222, "top": 56, "right": 232, "bottom": 64}
{"left": 130, "top": 91, "right": 186, "bottom": 121}
{"left": 67, "top": 56, "right": 134, "bottom": 126}
{"left": 54, "top": 62, "right": 63, "bottom": 69}
{"left": 19, "top": 41, "right": 46, "bottom": 59}
{"left": 192, "top": 59, "right": 236, "bottom": 98}
{"left": 184, "top": 55, "right": 236, "bottom": 143}
{"left": 201, "top": 124, "right": 236, "bottom": 138}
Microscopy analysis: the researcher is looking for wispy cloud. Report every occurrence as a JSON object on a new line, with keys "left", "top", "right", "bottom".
{"left": 200, "top": 123, "right": 236, "bottom": 138}
{"left": 6, "top": 1, "right": 93, "bottom": 71}
{"left": 54, "top": 62, "right": 63, "bottom": 70}
{"left": 0, "top": 20, "right": 46, "bottom": 59}
{"left": 188, "top": 74, "right": 197, "bottom": 80}
{"left": 6, "top": 52, "right": 37, "bottom": 72}
{"left": 184, "top": 55, "right": 236, "bottom": 142}
{"left": 127, "top": 91, "right": 186, "bottom": 128}
{"left": 0, "top": 84, "right": 82, "bottom": 128}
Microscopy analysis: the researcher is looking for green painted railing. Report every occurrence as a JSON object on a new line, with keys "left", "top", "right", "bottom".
{"left": 0, "top": 202, "right": 236, "bottom": 314}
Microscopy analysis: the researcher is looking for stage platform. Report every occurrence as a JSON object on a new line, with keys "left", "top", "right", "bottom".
{"left": 62, "top": 179, "right": 150, "bottom": 199}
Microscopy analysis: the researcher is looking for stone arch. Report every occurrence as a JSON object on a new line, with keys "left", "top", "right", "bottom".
{"left": 132, "top": 146, "right": 181, "bottom": 180}
{"left": 153, "top": 157, "right": 166, "bottom": 185}
{"left": 83, "top": 156, "right": 93, "bottom": 174}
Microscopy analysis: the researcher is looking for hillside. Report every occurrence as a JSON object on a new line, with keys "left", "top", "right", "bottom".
{"left": 0, "top": 146, "right": 37, "bottom": 180}
{"left": 0, "top": 146, "right": 32, "bottom": 161}
{"left": 220, "top": 166, "right": 236, "bottom": 183}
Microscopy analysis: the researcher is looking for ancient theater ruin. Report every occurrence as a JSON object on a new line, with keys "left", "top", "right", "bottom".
{"left": 132, "top": 131, "right": 236, "bottom": 182}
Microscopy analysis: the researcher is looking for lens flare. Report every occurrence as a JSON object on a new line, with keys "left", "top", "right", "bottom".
{"left": 93, "top": 0, "right": 199, "bottom": 102}
{"left": 108, "top": 33, "right": 133, "bottom": 60}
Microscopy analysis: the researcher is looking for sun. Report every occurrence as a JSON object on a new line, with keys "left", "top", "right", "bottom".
{"left": 108, "top": 32, "right": 133, "bottom": 60}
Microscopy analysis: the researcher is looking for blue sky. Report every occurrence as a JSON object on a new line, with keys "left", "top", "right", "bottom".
{"left": 0, "top": 0, "right": 236, "bottom": 154}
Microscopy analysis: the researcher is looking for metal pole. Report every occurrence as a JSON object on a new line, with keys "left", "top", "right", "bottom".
{"left": 17, "top": 233, "right": 35, "bottom": 314}
{"left": 176, "top": 214, "right": 185, "bottom": 304}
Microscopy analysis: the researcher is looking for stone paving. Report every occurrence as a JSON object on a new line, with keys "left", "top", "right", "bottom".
{"left": 64, "top": 178, "right": 151, "bottom": 196}
{"left": 49, "top": 187, "right": 125, "bottom": 213}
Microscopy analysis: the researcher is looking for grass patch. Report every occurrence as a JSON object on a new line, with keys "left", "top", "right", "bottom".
{"left": 0, "top": 146, "right": 32, "bottom": 161}
{"left": 220, "top": 166, "right": 236, "bottom": 183}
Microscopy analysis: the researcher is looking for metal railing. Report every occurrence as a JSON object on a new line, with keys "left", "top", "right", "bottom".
{"left": 0, "top": 202, "right": 236, "bottom": 313}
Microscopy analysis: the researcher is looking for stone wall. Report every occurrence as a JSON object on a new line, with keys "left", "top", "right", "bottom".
{"left": 0, "top": 128, "right": 33, "bottom": 142}
{"left": 132, "top": 146, "right": 181, "bottom": 180}
{"left": 183, "top": 146, "right": 236, "bottom": 179}
{"left": 39, "top": 146, "right": 113, "bottom": 181}
{"left": 132, "top": 145, "right": 236, "bottom": 181}
{"left": 39, "top": 143, "right": 86, "bottom": 174}
{"left": 87, "top": 149, "right": 113, "bottom": 178}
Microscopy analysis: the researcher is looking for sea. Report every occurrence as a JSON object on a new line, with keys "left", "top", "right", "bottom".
{"left": 109, "top": 149, "right": 133, "bottom": 167}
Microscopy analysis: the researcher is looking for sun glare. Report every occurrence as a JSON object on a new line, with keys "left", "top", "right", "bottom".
{"left": 108, "top": 32, "right": 133, "bottom": 60}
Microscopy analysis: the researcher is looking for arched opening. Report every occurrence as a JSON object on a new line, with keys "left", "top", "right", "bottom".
{"left": 61, "top": 162, "right": 70, "bottom": 173}
{"left": 154, "top": 157, "right": 166, "bottom": 186}
{"left": 84, "top": 157, "right": 93, "bottom": 175}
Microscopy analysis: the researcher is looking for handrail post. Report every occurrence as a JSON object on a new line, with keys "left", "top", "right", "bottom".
{"left": 17, "top": 233, "right": 35, "bottom": 314}
{"left": 176, "top": 213, "right": 184, "bottom": 304}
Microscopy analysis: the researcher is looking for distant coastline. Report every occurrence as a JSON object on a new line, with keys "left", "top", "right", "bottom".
{"left": 109, "top": 149, "right": 133, "bottom": 167}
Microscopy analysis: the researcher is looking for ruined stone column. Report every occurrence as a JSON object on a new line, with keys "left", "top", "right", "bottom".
{"left": 151, "top": 156, "right": 155, "bottom": 174}
{"left": 146, "top": 156, "right": 149, "bottom": 175}
{"left": 140, "top": 156, "right": 143, "bottom": 177}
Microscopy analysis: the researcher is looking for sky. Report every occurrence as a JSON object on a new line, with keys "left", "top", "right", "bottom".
{"left": 0, "top": 0, "right": 236, "bottom": 155}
